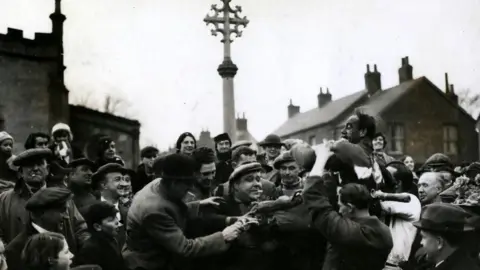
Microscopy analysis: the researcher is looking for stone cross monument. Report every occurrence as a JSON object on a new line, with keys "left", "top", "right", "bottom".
{"left": 204, "top": 0, "right": 249, "bottom": 142}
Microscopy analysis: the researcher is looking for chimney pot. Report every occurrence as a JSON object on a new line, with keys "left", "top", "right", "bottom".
{"left": 318, "top": 87, "right": 332, "bottom": 108}
{"left": 365, "top": 64, "right": 382, "bottom": 95}
{"left": 288, "top": 100, "right": 300, "bottom": 118}
{"left": 398, "top": 56, "right": 413, "bottom": 83}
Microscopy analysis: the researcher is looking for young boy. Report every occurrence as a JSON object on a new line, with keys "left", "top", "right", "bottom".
{"left": 76, "top": 201, "right": 126, "bottom": 270}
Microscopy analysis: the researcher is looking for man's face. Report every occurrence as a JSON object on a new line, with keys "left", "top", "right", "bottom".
{"left": 265, "top": 145, "right": 281, "bottom": 160}
{"left": 103, "top": 142, "right": 117, "bottom": 160}
{"left": 118, "top": 174, "right": 132, "bottom": 198}
{"left": 338, "top": 193, "right": 354, "bottom": 218}
{"left": 69, "top": 165, "right": 93, "bottom": 187}
{"left": 418, "top": 172, "right": 441, "bottom": 205}
{"left": 341, "top": 115, "right": 363, "bottom": 143}
{"left": 20, "top": 159, "right": 49, "bottom": 185}
{"left": 36, "top": 203, "right": 68, "bottom": 232}
{"left": 420, "top": 230, "right": 442, "bottom": 262}
{"left": 216, "top": 140, "right": 231, "bottom": 154}
{"left": 34, "top": 137, "right": 49, "bottom": 149}
{"left": 372, "top": 136, "right": 385, "bottom": 151}
{"left": 233, "top": 171, "right": 263, "bottom": 202}
{"left": 97, "top": 216, "right": 121, "bottom": 237}
{"left": 279, "top": 161, "right": 300, "bottom": 185}
{"left": 0, "top": 139, "right": 13, "bottom": 156}
{"left": 198, "top": 162, "right": 216, "bottom": 189}
{"left": 54, "top": 130, "right": 70, "bottom": 143}
{"left": 103, "top": 172, "right": 128, "bottom": 198}
{"left": 142, "top": 153, "right": 158, "bottom": 169}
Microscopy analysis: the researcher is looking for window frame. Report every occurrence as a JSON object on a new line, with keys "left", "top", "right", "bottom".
{"left": 443, "top": 124, "right": 459, "bottom": 155}
{"left": 387, "top": 123, "right": 405, "bottom": 155}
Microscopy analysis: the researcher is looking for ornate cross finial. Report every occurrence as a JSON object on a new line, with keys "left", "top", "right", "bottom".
{"left": 204, "top": 0, "right": 249, "bottom": 44}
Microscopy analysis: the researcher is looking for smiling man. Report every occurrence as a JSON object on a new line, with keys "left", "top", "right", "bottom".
{"left": 185, "top": 147, "right": 217, "bottom": 202}
{"left": 68, "top": 158, "right": 97, "bottom": 217}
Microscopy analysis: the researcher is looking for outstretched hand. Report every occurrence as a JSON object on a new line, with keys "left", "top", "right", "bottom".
{"left": 199, "top": 196, "right": 225, "bottom": 208}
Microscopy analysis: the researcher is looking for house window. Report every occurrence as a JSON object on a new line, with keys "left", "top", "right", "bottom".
{"left": 309, "top": 135, "right": 317, "bottom": 146}
{"left": 443, "top": 125, "right": 458, "bottom": 155}
{"left": 389, "top": 124, "right": 405, "bottom": 154}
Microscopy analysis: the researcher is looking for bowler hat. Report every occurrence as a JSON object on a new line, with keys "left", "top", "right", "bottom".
{"left": 13, "top": 149, "right": 52, "bottom": 167}
{"left": 413, "top": 203, "right": 474, "bottom": 233}
{"left": 273, "top": 151, "right": 296, "bottom": 170}
{"left": 229, "top": 162, "right": 263, "bottom": 183}
{"left": 25, "top": 187, "right": 72, "bottom": 212}
{"left": 161, "top": 153, "right": 197, "bottom": 181}
{"left": 259, "top": 134, "right": 283, "bottom": 147}
{"left": 69, "top": 158, "right": 95, "bottom": 170}
{"left": 91, "top": 163, "right": 128, "bottom": 185}
{"left": 214, "top": 133, "right": 231, "bottom": 143}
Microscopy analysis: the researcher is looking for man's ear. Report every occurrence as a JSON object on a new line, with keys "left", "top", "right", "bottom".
{"left": 347, "top": 203, "right": 355, "bottom": 211}
{"left": 93, "top": 223, "right": 102, "bottom": 232}
{"left": 359, "top": 128, "right": 367, "bottom": 138}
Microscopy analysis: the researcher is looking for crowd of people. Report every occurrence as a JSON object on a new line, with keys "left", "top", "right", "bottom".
{"left": 0, "top": 110, "right": 479, "bottom": 270}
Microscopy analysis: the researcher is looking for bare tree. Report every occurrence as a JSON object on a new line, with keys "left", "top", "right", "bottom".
{"left": 70, "top": 90, "right": 97, "bottom": 109}
{"left": 458, "top": 89, "right": 480, "bottom": 119}
{"left": 103, "top": 94, "right": 134, "bottom": 118}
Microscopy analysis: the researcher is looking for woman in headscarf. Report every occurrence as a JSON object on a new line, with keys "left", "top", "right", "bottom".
{"left": 0, "top": 131, "right": 17, "bottom": 183}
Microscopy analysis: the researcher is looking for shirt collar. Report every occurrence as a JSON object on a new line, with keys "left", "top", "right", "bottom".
{"left": 31, "top": 222, "right": 49, "bottom": 234}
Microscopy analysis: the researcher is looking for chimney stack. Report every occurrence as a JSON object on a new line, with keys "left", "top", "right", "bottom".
{"left": 365, "top": 64, "right": 382, "bottom": 96}
{"left": 288, "top": 99, "right": 300, "bottom": 118}
{"left": 398, "top": 56, "right": 413, "bottom": 83}
{"left": 445, "top": 73, "right": 450, "bottom": 93}
{"left": 317, "top": 87, "right": 332, "bottom": 108}
{"left": 444, "top": 73, "right": 458, "bottom": 103}
{"left": 236, "top": 113, "right": 248, "bottom": 131}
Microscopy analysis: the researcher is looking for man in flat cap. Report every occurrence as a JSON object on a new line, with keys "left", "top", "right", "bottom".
{"left": 123, "top": 153, "right": 246, "bottom": 270}
{"left": 67, "top": 158, "right": 97, "bottom": 217}
{"left": 213, "top": 133, "right": 234, "bottom": 187}
{"left": 214, "top": 146, "right": 277, "bottom": 201}
{"left": 133, "top": 146, "right": 159, "bottom": 194}
{"left": 5, "top": 187, "right": 90, "bottom": 270}
{"left": 412, "top": 203, "right": 480, "bottom": 270}
{"left": 0, "top": 149, "right": 89, "bottom": 245}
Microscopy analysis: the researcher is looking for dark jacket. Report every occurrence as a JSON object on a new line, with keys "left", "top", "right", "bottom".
{"left": 215, "top": 159, "right": 234, "bottom": 187}
{"left": 418, "top": 248, "right": 480, "bottom": 270}
{"left": 304, "top": 175, "right": 393, "bottom": 270}
{"left": 76, "top": 232, "right": 127, "bottom": 270}
{"left": 132, "top": 163, "right": 154, "bottom": 194}
{"left": 5, "top": 222, "right": 37, "bottom": 270}
{"left": 122, "top": 178, "right": 229, "bottom": 270}
{"left": 71, "top": 185, "right": 99, "bottom": 217}
{"left": 0, "top": 179, "right": 90, "bottom": 246}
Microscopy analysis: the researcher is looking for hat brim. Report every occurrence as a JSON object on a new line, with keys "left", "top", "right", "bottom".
{"left": 259, "top": 142, "right": 284, "bottom": 147}
{"left": 412, "top": 220, "right": 475, "bottom": 232}
{"left": 91, "top": 167, "right": 129, "bottom": 184}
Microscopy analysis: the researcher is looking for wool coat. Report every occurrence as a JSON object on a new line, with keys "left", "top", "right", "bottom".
{"left": 122, "top": 178, "right": 229, "bottom": 270}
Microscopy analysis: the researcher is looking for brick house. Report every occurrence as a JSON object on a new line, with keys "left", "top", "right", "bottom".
{"left": 272, "top": 57, "right": 479, "bottom": 164}
{"left": 0, "top": 0, "right": 140, "bottom": 168}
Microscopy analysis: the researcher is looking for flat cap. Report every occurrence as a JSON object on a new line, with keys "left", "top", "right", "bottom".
{"left": 229, "top": 162, "right": 263, "bottom": 183}
{"left": 273, "top": 151, "right": 296, "bottom": 170}
{"left": 25, "top": 187, "right": 72, "bottom": 211}
{"left": 68, "top": 158, "right": 95, "bottom": 170}
{"left": 141, "top": 146, "right": 159, "bottom": 158}
{"left": 231, "top": 140, "right": 252, "bottom": 152}
{"left": 91, "top": 163, "right": 128, "bottom": 185}
{"left": 214, "top": 133, "right": 231, "bottom": 143}
{"left": 13, "top": 149, "right": 52, "bottom": 167}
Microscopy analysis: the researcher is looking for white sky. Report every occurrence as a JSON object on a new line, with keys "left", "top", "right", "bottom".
{"left": 2, "top": 0, "right": 480, "bottom": 149}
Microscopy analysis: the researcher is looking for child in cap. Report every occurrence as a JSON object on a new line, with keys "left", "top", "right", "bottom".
{"left": 76, "top": 201, "right": 126, "bottom": 270}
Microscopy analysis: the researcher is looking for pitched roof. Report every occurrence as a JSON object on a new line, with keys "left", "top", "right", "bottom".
{"left": 236, "top": 129, "right": 258, "bottom": 144}
{"left": 336, "top": 77, "right": 423, "bottom": 127}
{"left": 273, "top": 90, "right": 368, "bottom": 137}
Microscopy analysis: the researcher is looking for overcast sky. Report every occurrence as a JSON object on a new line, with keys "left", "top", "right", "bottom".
{"left": 2, "top": 0, "right": 480, "bottom": 149}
